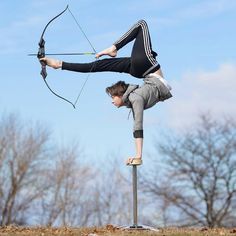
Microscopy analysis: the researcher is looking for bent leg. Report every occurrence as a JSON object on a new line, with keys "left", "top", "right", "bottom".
{"left": 114, "top": 20, "right": 160, "bottom": 78}
{"left": 62, "top": 57, "right": 131, "bottom": 75}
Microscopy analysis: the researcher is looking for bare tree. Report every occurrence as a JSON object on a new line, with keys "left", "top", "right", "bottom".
{"left": 40, "top": 152, "right": 135, "bottom": 227}
{"left": 1, "top": 113, "right": 133, "bottom": 227}
{"left": 141, "top": 113, "right": 236, "bottom": 227}
{"left": 0, "top": 113, "right": 50, "bottom": 225}
{"left": 0, "top": 113, "right": 135, "bottom": 227}
{"left": 39, "top": 144, "right": 95, "bottom": 227}
{"left": 91, "top": 156, "right": 133, "bottom": 226}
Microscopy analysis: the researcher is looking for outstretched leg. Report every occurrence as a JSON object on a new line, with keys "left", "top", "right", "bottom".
{"left": 62, "top": 57, "right": 131, "bottom": 74}
{"left": 40, "top": 57, "right": 132, "bottom": 75}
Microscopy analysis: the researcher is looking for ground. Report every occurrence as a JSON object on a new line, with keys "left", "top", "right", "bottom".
{"left": 0, "top": 225, "right": 236, "bottom": 236}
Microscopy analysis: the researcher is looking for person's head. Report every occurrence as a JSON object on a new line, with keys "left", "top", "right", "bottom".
{"left": 106, "top": 81, "right": 129, "bottom": 108}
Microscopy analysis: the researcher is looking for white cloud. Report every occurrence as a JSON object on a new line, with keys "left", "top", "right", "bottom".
{"left": 176, "top": 0, "right": 236, "bottom": 20}
{"left": 166, "top": 62, "right": 236, "bottom": 129}
{"left": 0, "top": 15, "right": 44, "bottom": 54}
{"left": 148, "top": 0, "right": 236, "bottom": 29}
{"left": 0, "top": 1, "right": 69, "bottom": 55}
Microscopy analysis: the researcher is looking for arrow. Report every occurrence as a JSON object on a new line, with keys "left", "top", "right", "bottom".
{"left": 28, "top": 52, "right": 95, "bottom": 56}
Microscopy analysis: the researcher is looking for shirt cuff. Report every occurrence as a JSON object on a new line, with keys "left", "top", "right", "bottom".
{"left": 61, "top": 61, "right": 66, "bottom": 70}
{"left": 133, "top": 130, "right": 143, "bottom": 138}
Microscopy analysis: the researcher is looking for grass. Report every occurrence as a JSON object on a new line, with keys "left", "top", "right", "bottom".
{"left": 0, "top": 225, "right": 236, "bottom": 236}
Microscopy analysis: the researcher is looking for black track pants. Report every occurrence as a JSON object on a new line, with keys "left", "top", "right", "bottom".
{"left": 62, "top": 20, "right": 160, "bottom": 78}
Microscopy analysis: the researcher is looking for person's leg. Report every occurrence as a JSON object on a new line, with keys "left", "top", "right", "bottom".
{"left": 118, "top": 20, "right": 159, "bottom": 78}
{"left": 114, "top": 20, "right": 155, "bottom": 56}
{"left": 96, "top": 20, "right": 160, "bottom": 78}
{"left": 62, "top": 57, "right": 131, "bottom": 74}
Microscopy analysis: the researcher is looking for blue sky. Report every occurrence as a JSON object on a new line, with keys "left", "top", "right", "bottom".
{"left": 0, "top": 0, "right": 236, "bottom": 162}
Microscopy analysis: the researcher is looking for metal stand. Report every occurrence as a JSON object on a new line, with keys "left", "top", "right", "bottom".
{"left": 119, "top": 164, "right": 159, "bottom": 232}
{"left": 132, "top": 165, "right": 138, "bottom": 228}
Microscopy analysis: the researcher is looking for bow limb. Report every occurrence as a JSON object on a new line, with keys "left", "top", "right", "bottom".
{"left": 43, "top": 79, "right": 75, "bottom": 109}
{"left": 38, "top": 4, "right": 69, "bottom": 60}
{"left": 38, "top": 5, "right": 75, "bottom": 108}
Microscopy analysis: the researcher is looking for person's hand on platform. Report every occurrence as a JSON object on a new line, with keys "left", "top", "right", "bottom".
{"left": 126, "top": 157, "right": 142, "bottom": 166}
{"left": 40, "top": 57, "right": 62, "bottom": 69}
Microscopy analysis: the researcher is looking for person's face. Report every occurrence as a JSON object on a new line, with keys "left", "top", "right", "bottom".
{"left": 111, "top": 96, "right": 124, "bottom": 108}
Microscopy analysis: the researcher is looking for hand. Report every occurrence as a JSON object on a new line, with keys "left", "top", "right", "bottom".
{"left": 40, "top": 57, "right": 62, "bottom": 69}
{"left": 126, "top": 157, "right": 142, "bottom": 166}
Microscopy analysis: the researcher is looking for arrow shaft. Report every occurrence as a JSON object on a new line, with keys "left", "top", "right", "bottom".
{"left": 28, "top": 52, "right": 95, "bottom": 56}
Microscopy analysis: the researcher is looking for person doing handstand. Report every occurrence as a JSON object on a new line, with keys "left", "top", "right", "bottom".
{"left": 41, "top": 19, "right": 172, "bottom": 165}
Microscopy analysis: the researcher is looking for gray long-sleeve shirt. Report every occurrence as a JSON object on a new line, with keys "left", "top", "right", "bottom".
{"left": 122, "top": 74, "right": 172, "bottom": 138}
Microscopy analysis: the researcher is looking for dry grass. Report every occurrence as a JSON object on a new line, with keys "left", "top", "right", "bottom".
{"left": 0, "top": 225, "right": 236, "bottom": 236}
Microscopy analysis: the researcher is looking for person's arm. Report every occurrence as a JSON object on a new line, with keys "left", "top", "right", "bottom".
{"left": 135, "top": 137, "right": 143, "bottom": 158}
{"left": 130, "top": 95, "right": 144, "bottom": 159}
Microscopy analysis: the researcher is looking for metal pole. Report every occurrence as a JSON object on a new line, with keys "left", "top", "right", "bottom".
{"left": 132, "top": 165, "right": 138, "bottom": 228}
{"left": 119, "top": 163, "right": 159, "bottom": 231}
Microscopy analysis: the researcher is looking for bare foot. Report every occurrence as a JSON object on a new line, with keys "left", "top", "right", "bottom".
{"left": 95, "top": 45, "right": 117, "bottom": 58}
{"left": 40, "top": 57, "right": 62, "bottom": 69}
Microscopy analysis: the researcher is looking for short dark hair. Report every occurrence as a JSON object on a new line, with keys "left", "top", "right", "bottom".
{"left": 106, "top": 81, "right": 129, "bottom": 97}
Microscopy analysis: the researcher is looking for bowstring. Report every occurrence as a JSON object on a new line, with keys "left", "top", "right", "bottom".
{"left": 67, "top": 7, "right": 96, "bottom": 54}
{"left": 73, "top": 59, "right": 98, "bottom": 107}
{"left": 67, "top": 6, "right": 98, "bottom": 107}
